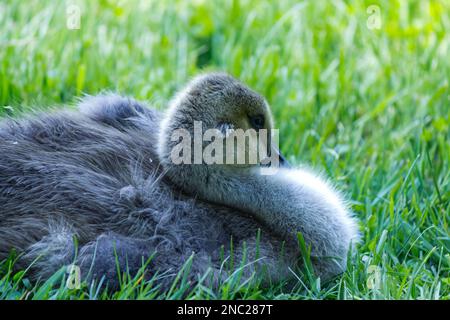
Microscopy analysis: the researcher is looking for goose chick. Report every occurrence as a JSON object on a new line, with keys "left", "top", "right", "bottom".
{"left": 0, "top": 73, "right": 359, "bottom": 290}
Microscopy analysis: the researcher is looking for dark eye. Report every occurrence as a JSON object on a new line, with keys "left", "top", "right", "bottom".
{"left": 249, "top": 115, "right": 265, "bottom": 129}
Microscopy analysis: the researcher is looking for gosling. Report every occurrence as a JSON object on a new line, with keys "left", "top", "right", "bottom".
{"left": 0, "top": 73, "right": 359, "bottom": 290}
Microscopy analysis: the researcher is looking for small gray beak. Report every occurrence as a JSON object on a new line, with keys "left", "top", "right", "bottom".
{"left": 278, "top": 151, "right": 291, "bottom": 168}
{"left": 272, "top": 146, "right": 291, "bottom": 168}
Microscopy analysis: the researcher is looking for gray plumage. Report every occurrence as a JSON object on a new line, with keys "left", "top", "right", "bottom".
{"left": 0, "top": 73, "right": 359, "bottom": 291}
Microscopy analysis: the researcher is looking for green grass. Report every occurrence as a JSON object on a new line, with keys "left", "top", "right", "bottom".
{"left": 0, "top": 0, "right": 449, "bottom": 300}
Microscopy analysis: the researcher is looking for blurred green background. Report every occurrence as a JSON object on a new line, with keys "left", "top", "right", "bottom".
{"left": 0, "top": 0, "right": 448, "bottom": 299}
